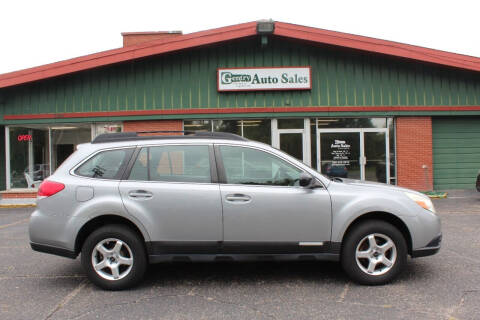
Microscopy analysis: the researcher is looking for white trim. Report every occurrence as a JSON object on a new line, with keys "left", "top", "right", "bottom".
{"left": 360, "top": 132, "right": 365, "bottom": 180}
{"left": 299, "top": 242, "right": 324, "bottom": 246}
{"left": 386, "top": 129, "right": 390, "bottom": 184}
{"left": 48, "top": 127, "right": 52, "bottom": 176}
{"left": 271, "top": 119, "right": 279, "bottom": 149}
{"left": 304, "top": 118, "right": 311, "bottom": 166}
{"left": 316, "top": 119, "right": 320, "bottom": 171}
{"left": 316, "top": 128, "right": 388, "bottom": 133}
{"left": 277, "top": 129, "right": 304, "bottom": 134}
{"left": 5, "top": 126, "right": 10, "bottom": 189}
{"left": 27, "top": 129, "right": 34, "bottom": 188}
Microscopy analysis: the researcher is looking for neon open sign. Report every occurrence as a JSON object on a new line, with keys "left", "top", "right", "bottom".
{"left": 17, "top": 134, "right": 32, "bottom": 141}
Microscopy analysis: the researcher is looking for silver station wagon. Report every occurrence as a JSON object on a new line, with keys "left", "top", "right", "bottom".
{"left": 29, "top": 132, "right": 441, "bottom": 290}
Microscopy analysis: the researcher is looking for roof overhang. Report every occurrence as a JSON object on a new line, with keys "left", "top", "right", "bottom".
{"left": 1, "top": 21, "right": 479, "bottom": 89}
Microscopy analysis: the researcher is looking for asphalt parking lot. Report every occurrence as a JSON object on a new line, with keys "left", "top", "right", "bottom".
{"left": 1, "top": 190, "right": 479, "bottom": 320}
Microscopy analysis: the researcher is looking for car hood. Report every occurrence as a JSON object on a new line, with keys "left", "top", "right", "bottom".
{"left": 333, "top": 178, "right": 415, "bottom": 194}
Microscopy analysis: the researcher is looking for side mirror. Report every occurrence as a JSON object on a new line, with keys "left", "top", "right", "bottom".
{"left": 299, "top": 173, "right": 313, "bottom": 187}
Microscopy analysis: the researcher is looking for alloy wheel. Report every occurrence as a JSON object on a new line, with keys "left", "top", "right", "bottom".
{"left": 91, "top": 238, "right": 134, "bottom": 281}
{"left": 355, "top": 233, "right": 397, "bottom": 276}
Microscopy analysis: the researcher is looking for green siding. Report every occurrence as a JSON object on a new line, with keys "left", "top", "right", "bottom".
{"left": 1, "top": 36, "right": 480, "bottom": 123}
{"left": 433, "top": 118, "right": 480, "bottom": 190}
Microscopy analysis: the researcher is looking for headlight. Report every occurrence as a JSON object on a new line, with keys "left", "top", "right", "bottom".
{"left": 405, "top": 192, "right": 436, "bottom": 213}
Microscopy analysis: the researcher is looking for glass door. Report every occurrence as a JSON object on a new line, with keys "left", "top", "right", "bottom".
{"left": 272, "top": 119, "right": 311, "bottom": 166}
{"left": 318, "top": 129, "right": 389, "bottom": 183}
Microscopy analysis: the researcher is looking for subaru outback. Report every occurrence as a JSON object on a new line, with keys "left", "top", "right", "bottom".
{"left": 29, "top": 131, "right": 441, "bottom": 290}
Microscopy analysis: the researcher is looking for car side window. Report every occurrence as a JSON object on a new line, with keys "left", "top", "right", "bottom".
{"left": 75, "top": 149, "right": 133, "bottom": 179}
{"left": 219, "top": 145, "right": 302, "bottom": 186}
{"left": 128, "top": 145, "right": 211, "bottom": 183}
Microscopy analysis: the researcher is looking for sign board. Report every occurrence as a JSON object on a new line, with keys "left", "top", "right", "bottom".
{"left": 331, "top": 139, "right": 351, "bottom": 166}
{"left": 217, "top": 67, "right": 311, "bottom": 92}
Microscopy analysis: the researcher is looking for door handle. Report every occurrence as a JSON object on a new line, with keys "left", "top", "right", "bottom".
{"left": 128, "top": 190, "right": 153, "bottom": 199}
{"left": 225, "top": 194, "right": 251, "bottom": 202}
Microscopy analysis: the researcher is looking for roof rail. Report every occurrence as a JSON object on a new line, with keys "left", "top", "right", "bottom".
{"left": 91, "top": 131, "right": 248, "bottom": 144}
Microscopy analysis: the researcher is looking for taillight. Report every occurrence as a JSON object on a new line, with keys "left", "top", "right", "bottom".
{"left": 38, "top": 180, "right": 65, "bottom": 197}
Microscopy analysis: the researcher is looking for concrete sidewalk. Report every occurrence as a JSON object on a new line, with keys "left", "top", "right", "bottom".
{"left": 0, "top": 198, "right": 36, "bottom": 208}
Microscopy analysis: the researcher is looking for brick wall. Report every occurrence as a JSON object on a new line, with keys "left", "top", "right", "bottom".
{"left": 396, "top": 117, "right": 433, "bottom": 191}
{"left": 123, "top": 120, "right": 183, "bottom": 135}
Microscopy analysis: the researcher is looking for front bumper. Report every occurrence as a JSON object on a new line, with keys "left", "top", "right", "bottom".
{"left": 411, "top": 234, "right": 442, "bottom": 258}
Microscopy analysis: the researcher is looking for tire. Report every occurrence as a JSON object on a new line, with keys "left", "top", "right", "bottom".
{"left": 81, "top": 224, "right": 147, "bottom": 290}
{"left": 341, "top": 220, "right": 407, "bottom": 285}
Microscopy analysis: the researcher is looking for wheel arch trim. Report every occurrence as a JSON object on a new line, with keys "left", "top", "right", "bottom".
{"left": 338, "top": 211, "right": 413, "bottom": 255}
{"left": 74, "top": 214, "right": 150, "bottom": 254}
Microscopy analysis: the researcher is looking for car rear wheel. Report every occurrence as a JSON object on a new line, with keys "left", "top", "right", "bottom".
{"left": 81, "top": 224, "right": 147, "bottom": 290}
{"left": 341, "top": 220, "right": 407, "bottom": 285}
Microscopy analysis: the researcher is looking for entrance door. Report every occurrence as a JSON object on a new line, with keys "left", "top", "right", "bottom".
{"left": 318, "top": 129, "right": 390, "bottom": 183}
{"left": 272, "top": 119, "right": 311, "bottom": 166}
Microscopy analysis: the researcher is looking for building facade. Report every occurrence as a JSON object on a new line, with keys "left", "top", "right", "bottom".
{"left": 0, "top": 21, "right": 479, "bottom": 194}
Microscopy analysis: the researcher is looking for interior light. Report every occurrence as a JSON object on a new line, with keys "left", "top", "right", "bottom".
{"left": 50, "top": 126, "right": 79, "bottom": 130}
{"left": 317, "top": 119, "right": 339, "bottom": 122}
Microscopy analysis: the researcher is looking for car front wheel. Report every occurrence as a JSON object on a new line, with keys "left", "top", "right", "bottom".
{"left": 81, "top": 224, "right": 147, "bottom": 290}
{"left": 341, "top": 220, "right": 407, "bottom": 285}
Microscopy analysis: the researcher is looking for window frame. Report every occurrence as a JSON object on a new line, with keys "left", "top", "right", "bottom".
{"left": 123, "top": 144, "right": 218, "bottom": 184}
{"left": 70, "top": 147, "right": 135, "bottom": 181}
{"left": 214, "top": 143, "right": 309, "bottom": 188}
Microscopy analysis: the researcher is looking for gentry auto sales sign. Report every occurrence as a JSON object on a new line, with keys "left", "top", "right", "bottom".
{"left": 217, "top": 67, "right": 311, "bottom": 92}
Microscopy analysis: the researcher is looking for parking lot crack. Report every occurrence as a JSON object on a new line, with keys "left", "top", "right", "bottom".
{"left": 337, "top": 282, "right": 350, "bottom": 302}
{"left": 44, "top": 279, "right": 87, "bottom": 320}
{"left": 445, "top": 290, "right": 479, "bottom": 320}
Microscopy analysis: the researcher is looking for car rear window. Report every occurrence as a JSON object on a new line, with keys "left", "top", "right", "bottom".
{"left": 75, "top": 148, "right": 133, "bottom": 179}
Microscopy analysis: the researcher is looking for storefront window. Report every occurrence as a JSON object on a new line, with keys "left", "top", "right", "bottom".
{"left": 183, "top": 120, "right": 211, "bottom": 132}
{"left": 277, "top": 118, "right": 304, "bottom": 129}
{"left": 8, "top": 124, "right": 93, "bottom": 189}
{"left": 184, "top": 119, "right": 271, "bottom": 144}
{"left": 316, "top": 118, "right": 388, "bottom": 129}
{"left": 242, "top": 120, "right": 271, "bottom": 144}
{"left": 212, "top": 120, "right": 241, "bottom": 135}
{"left": 92, "top": 123, "right": 122, "bottom": 137}
{"left": 51, "top": 125, "right": 92, "bottom": 171}
{"left": 388, "top": 118, "right": 396, "bottom": 184}
{"left": 9, "top": 127, "right": 49, "bottom": 188}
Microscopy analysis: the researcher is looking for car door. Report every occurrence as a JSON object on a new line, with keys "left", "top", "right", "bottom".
{"left": 119, "top": 144, "right": 222, "bottom": 254}
{"left": 216, "top": 144, "right": 332, "bottom": 253}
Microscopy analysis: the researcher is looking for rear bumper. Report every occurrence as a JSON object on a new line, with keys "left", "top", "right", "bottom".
{"left": 30, "top": 242, "right": 77, "bottom": 259}
{"left": 411, "top": 234, "right": 442, "bottom": 258}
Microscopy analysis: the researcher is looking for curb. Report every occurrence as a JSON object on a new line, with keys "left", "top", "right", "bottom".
{"left": 423, "top": 191, "right": 448, "bottom": 199}
{"left": 0, "top": 204, "right": 36, "bottom": 209}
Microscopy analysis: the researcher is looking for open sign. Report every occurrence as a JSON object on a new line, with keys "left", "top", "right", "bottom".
{"left": 17, "top": 134, "right": 32, "bottom": 141}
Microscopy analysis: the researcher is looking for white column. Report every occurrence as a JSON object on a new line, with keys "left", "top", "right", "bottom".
{"left": 303, "top": 118, "right": 311, "bottom": 166}
{"left": 271, "top": 119, "right": 279, "bottom": 148}
{"left": 5, "top": 126, "right": 10, "bottom": 189}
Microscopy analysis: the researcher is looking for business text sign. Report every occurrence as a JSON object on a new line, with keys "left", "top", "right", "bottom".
{"left": 217, "top": 67, "right": 311, "bottom": 92}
